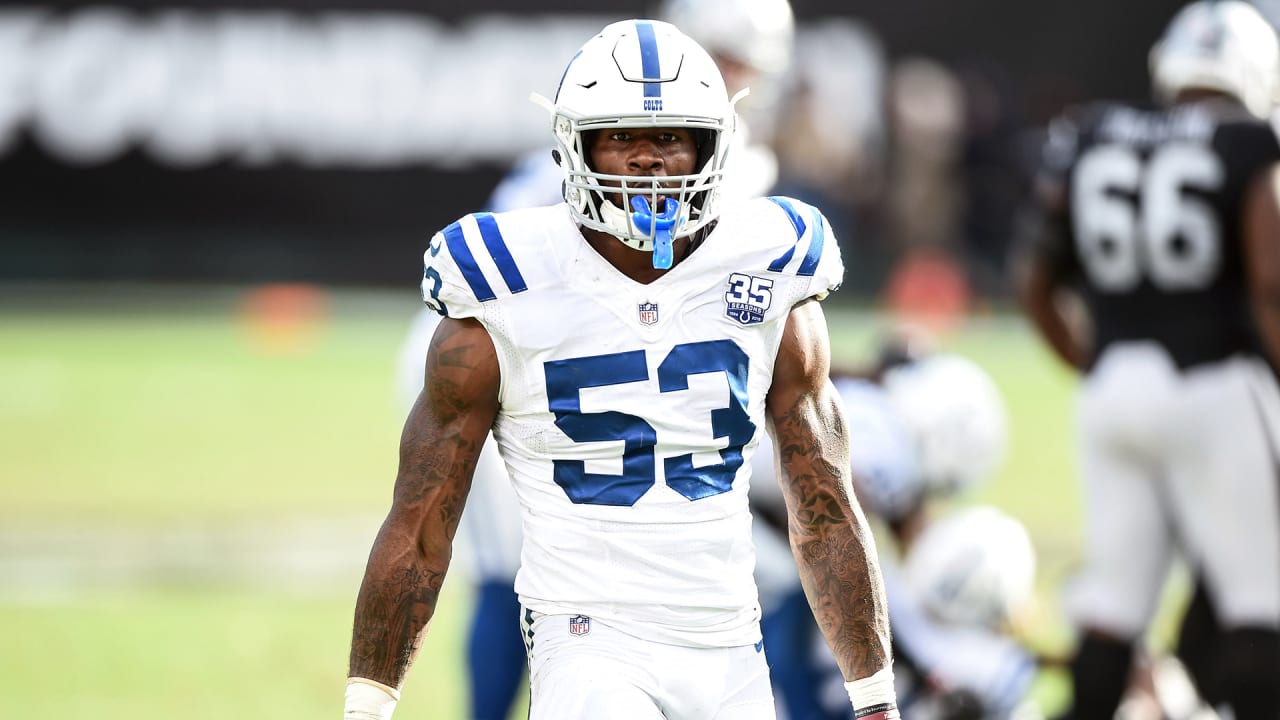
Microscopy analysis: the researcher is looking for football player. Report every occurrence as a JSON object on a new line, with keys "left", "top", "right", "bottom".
{"left": 391, "top": 3, "right": 797, "bottom": 718}
{"left": 1015, "top": 2, "right": 1280, "bottom": 718}
{"left": 348, "top": 18, "right": 895, "bottom": 720}
{"left": 881, "top": 505, "right": 1039, "bottom": 720}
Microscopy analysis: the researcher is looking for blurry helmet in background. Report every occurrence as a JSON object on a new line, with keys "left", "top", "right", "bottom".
{"left": 870, "top": 323, "right": 936, "bottom": 379}
{"left": 833, "top": 377, "right": 924, "bottom": 523}
{"left": 541, "top": 20, "right": 737, "bottom": 250}
{"left": 657, "top": 0, "right": 795, "bottom": 94}
{"left": 881, "top": 353, "right": 1008, "bottom": 497}
{"left": 1150, "top": 0, "right": 1280, "bottom": 119}
{"left": 905, "top": 505, "right": 1036, "bottom": 629}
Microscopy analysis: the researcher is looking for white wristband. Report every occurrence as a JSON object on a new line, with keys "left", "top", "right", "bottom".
{"left": 845, "top": 666, "right": 899, "bottom": 719}
{"left": 344, "top": 677, "right": 399, "bottom": 720}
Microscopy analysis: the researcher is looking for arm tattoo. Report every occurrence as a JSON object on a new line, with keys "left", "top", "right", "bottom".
{"left": 347, "top": 318, "right": 497, "bottom": 687}
{"left": 774, "top": 393, "right": 892, "bottom": 681}
{"left": 349, "top": 565, "right": 445, "bottom": 685}
{"left": 394, "top": 330, "right": 490, "bottom": 506}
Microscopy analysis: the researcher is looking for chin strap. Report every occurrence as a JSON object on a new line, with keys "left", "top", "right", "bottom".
{"left": 629, "top": 196, "right": 682, "bottom": 269}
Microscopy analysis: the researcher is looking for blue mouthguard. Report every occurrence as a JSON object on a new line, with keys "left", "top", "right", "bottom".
{"left": 630, "top": 195, "right": 681, "bottom": 270}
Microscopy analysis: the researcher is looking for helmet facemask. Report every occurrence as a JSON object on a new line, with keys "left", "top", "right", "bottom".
{"left": 534, "top": 20, "right": 741, "bottom": 266}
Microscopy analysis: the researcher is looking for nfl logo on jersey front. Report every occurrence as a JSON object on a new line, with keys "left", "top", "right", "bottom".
{"left": 638, "top": 302, "right": 659, "bottom": 326}
{"left": 568, "top": 615, "right": 591, "bottom": 636}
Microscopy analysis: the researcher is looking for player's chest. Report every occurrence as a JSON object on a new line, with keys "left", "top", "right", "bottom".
{"left": 503, "top": 268, "right": 786, "bottom": 349}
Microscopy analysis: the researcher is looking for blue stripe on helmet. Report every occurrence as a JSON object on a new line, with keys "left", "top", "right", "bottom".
{"left": 553, "top": 49, "right": 583, "bottom": 103}
{"left": 442, "top": 220, "right": 496, "bottom": 302}
{"left": 766, "top": 196, "right": 808, "bottom": 272}
{"left": 635, "top": 21, "right": 662, "bottom": 100}
{"left": 475, "top": 213, "right": 528, "bottom": 294}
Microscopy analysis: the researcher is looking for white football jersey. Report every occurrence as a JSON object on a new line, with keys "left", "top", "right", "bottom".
{"left": 421, "top": 197, "right": 842, "bottom": 647}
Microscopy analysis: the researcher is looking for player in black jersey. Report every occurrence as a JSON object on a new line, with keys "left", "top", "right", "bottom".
{"left": 1015, "top": 2, "right": 1280, "bottom": 718}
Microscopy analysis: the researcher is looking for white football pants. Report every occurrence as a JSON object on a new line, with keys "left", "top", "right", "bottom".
{"left": 1066, "top": 342, "right": 1280, "bottom": 637}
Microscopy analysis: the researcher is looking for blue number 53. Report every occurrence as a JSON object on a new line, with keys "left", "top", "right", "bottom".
{"left": 543, "top": 340, "right": 755, "bottom": 506}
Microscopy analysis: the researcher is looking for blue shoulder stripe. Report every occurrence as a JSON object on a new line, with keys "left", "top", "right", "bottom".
{"left": 765, "top": 197, "right": 804, "bottom": 271}
{"left": 442, "top": 220, "right": 496, "bottom": 302}
{"left": 796, "top": 205, "right": 825, "bottom": 278}
{"left": 767, "top": 196, "right": 825, "bottom": 276}
{"left": 475, "top": 213, "right": 528, "bottom": 294}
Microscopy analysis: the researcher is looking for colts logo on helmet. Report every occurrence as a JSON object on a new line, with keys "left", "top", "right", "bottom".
{"left": 643, "top": 98, "right": 663, "bottom": 111}
{"left": 724, "top": 273, "right": 774, "bottom": 325}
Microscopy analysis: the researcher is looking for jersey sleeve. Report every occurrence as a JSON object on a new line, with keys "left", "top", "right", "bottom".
{"left": 1023, "top": 108, "right": 1096, "bottom": 277}
{"left": 761, "top": 196, "right": 845, "bottom": 302}
{"left": 1216, "top": 119, "right": 1280, "bottom": 196}
{"left": 419, "top": 212, "right": 531, "bottom": 320}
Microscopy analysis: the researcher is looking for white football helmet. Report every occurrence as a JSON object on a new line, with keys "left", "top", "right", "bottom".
{"left": 880, "top": 353, "right": 1008, "bottom": 497}
{"left": 832, "top": 377, "right": 925, "bottom": 523}
{"left": 1150, "top": 0, "right": 1280, "bottom": 119}
{"left": 536, "top": 20, "right": 738, "bottom": 257}
{"left": 904, "top": 505, "right": 1036, "bottom": 629}
{"left": 658, "top": 0, "right": 795, "bottom": 80}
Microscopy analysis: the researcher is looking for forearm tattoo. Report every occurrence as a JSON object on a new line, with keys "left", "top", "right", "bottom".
{"left": 349, "top": 564, "right": 444, "bottom": 685}
{"left": 774, "top": 394, "right": 892, "bottom": 680}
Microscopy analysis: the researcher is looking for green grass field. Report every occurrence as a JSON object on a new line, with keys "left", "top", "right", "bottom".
{"left": 0, "top": 283, "right": 1179, "bottom": 718}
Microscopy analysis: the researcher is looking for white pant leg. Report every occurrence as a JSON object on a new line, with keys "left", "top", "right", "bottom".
{"left": 1170, "top": 357, "right": 1280, "bottom": 629}
{"left": 1065, "top": 344, "right": 1177, "bottom": 637}
{"left": 525, "top": 611, "right": 775, "bottom": 720}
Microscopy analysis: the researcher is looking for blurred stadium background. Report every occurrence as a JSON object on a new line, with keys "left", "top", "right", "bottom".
{"left": 1, "top": 0, "right": 1259, "bottom": 717}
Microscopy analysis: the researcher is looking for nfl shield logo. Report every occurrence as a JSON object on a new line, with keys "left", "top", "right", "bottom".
{"left": 638, "top": 302, "right": 659, "bottom": 326}
{"left": 568, "top": 615, "right": 591, "bottom": 636}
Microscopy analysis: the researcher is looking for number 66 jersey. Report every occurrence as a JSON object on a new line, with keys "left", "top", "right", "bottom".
{"left": 1038, "top": 99, "right": 1280, "bottom": 369}
{"left": 420, "top": 197, "right": 842, "bottom": 648}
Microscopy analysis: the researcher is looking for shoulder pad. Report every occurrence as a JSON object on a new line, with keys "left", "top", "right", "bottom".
{"left": 761, "top": 195, "right": 844, "bottom": 299}
{"left": 420, "top": 212, "right": 530, "bottom": 319}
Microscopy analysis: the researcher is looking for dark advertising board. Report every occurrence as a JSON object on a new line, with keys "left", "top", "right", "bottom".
{"left": 0, "top": 0, "right": 1187, "bottom": 286}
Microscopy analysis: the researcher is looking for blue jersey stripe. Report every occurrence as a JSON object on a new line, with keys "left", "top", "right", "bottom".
{"left": 474, "top": 213, "right": 528, "bottom": 294}
{"left": 635, "top": 21, "right": 662, "bottom": 99}
{"left": 766, "top": 196, "right": 808, "bottom": 272}
{"left": 442, "top": 220, "right": 497, "bottom": 302}
{"left": 797, "top": 206, "right": 825, "bottom": 277}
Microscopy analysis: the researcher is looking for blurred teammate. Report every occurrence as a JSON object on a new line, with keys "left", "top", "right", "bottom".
{"left": 754, "top": 351, "right": 1034, "bottom": 719}
{"left": 884, "top": 505, "right": 1039, "bottom": 720}
{"left": 347, "top": 18, "right": 895, "bottom": 720}
{"left": 394, "top": 3, "right": 797, "bottom": 718}
{"left": 1016, "top": 2, "right": 1280, "bottom": 717}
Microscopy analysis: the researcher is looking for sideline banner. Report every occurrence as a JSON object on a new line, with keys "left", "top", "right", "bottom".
{"left": 0, "top": 0, "right": 1176, "bottom": 286}
{"left": 0, "top": 4, "right": 626, "bottom": 284}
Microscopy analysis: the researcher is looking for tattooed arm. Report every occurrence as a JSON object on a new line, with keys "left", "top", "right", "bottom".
{"left": 766, "top": 299, "right": 893, "bottom": 685}
{"left": 347, "top": 316, "right": 500, "bottom": 691}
